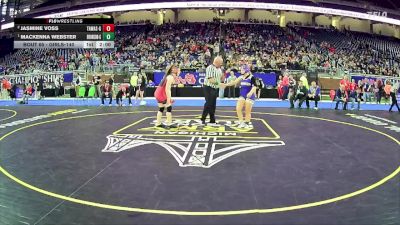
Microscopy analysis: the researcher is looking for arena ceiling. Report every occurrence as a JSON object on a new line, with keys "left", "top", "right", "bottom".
{"left": 1, "top": 0, "right": 399, "bottom": 30}
{"left": 19, "top": 0, "right": 400, "bottom": 11}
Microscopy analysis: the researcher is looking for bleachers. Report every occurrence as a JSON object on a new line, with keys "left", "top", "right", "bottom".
{"left": 1, "top": 22, "right": 400, "bottom": 77}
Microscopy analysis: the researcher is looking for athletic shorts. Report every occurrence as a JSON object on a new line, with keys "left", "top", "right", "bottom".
{"left": 239, "top": 94, "right": 255, "bottom": 101}
{"left": 157, "top": 99, "right": 167, "bottom": 104}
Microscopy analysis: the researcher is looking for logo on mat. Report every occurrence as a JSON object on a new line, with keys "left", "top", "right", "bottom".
{"left": 102, "top": 115, "right": 285, "bottom": 168}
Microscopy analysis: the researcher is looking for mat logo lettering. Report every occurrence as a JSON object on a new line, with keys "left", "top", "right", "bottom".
{"left": 102, "top": 117, "right": 285, "bottom": 168}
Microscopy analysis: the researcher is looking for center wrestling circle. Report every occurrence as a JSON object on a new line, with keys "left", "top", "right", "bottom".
{"left": 0, "top": 110, "right": 399, "bottom": 216}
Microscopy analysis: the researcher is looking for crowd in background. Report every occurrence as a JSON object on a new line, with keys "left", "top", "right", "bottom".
{"left": 1, "top": 21, "right": 400, "bottom": 77}
{"left": 278, "top": 73, "right": 400, "bottom": 112}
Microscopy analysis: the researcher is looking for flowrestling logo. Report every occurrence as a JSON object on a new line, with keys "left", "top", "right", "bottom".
{"left": 102, "top": 115, "right": 285, "bottom": 168}
{"left": 0, "top": 109, "right": 76, "bottom": 128}
{"left": 346, "top": 113, "right": 400, "bottom": 133}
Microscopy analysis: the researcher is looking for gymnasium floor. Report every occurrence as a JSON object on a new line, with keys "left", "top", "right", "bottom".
{"left": 0, "top": 102, "right": 399, "bottom": 225}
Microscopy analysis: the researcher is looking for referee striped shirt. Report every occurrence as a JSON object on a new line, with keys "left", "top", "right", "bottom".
{"left": 204, "top": 64, "right": 222, "bottom": 89}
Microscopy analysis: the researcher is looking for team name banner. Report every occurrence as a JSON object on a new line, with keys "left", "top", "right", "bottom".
{"left": 4, "top": 72, "right": 73, "bottom": 85}
{"left": 154, "top": 72, "right": 277, "bottom": 86}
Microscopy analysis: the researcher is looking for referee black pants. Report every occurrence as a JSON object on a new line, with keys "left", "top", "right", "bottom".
{"left": 389, "top": 92, "right": 399, "bottom": 112}
{"left": 201, "top": 85, "right": 218, "bottom": 123}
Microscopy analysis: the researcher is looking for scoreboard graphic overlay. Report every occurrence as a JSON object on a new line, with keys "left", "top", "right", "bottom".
{"left": 14, "top": 18, "right": 115, "bottom": 49}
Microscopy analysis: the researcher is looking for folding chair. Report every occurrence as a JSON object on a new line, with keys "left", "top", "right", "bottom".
{"left": 87, "top": 86, "right": 96, "bottom": 105}
{"left": 78, "top": 86, "right": 87, "bottom": 105}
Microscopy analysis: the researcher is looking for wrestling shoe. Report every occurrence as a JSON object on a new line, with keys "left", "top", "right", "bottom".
{"left": 207, "top": 122, "right": 221, "bottom": 127}
{"left": 166, "top": 124, "right": 178, "bottom": 129}
{"left": 237, "top": 122, "right": 246, "bottom": 129}
{"left": 155, "top": 124, "right": 167, "bottom": 129}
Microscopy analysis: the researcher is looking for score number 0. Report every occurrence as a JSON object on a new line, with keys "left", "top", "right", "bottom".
{"left": 102, "top": 24, "right": 115, "bottom": 32}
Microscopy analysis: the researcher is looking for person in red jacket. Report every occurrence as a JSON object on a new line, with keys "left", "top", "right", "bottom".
{"left": 100, "top": 81, "right": 113, "bottom": 106}
{"left": 1, "top": 78, "right": 10, "bottom": 99}
{"left": 21, "top": 84, "right": 34, "bottom": 104}
{"left": 349, "top": 79, "right": 357, "bottom": 92}
{"left": 340, "top": 75, "right": 350, "bottom": 91}
{"left": 281, "top": 73, "right": 289, "bottom": 100}
{"left": 277, "top": 75, "right": 283, "bottom": 100}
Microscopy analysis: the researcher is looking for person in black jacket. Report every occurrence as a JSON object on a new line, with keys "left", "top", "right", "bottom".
{"left": 93, "top": 74, "right": 101, "bottom": 98}
{"left": 115, "top": 84, "right": 125, "bottom": 106}
{"left": 37, "top": 77, "right": 44, "bottom": 100}
{"left": 136, "top": 71, "right": 147, "bottom": 105}
{"left": 10, "top": 83, "right": 17, "bottom": 101}
{"left": 255, "top": 77, "right": 264, "bottom": 99}
{"left": 290, "top": 80, "right": 307, "bottom": 108}
{"left": 389, "top": 83, "right": 400, "bottom": 113}
{"left": 335, "top": 85, "right": 348, "bottom": 110}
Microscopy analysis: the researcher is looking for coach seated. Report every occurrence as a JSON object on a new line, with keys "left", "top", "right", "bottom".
{"left": 348, "top": 87, "right": 361, "bottom": 110}
{"left": 21, "top": 84, "right": 34, "bottom": 104}
{"left": 100, "top": 81, "right": 113, "bottom": 106}
{"left": 306, "top": 81, "right": 320, "bottom": 110}
{"left": 335, "top": 85, "right": 348, "bottom": 110}
{"left": 290, "top": 80, "right": 308, "bottom": 109}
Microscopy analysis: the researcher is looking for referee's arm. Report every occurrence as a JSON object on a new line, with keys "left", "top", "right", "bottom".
{"left": 205, "top": 65, "right": 220, "bottom": 88}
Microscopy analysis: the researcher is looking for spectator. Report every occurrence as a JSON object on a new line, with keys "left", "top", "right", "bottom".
{"left": 219, "top": 70, "right": 229, "bottom": 99}
{"left": 255, "top": 77, "right": 264, "bottom": 99}
{"left": 93, "top": 74, "right": 101, "bottom": 97}
{"left": 74, "top": 74, "right": 81, "bottom": 97}
{"left": 348, "top": 86, "right": 361, "bottom": 110}
{"left": 54, "top": 76, "right": 62, "bottom": 97}
{"left": 148, "top": 80, "right": 155, "bottom": 87}
{"left": 384, "top": 80, "right": 392, "bottom": 103}
{"left": 115, "top": 85, "right": 126, "bottom": 106}
{"left": 136, "top": 71, "right": 147, "bottom": 105}
{"left": 376, "top": 79, "right": 384, "bottom": 104}
{"left": 306, "top": 81, "right": 320, "bottom": 110}
{"left": 277, "top": 75, "right": 283, "bottom": 100}
{"left": 1, "top": 78, "right": 11, "bottom": 99}
{"left": 287, "top": 75, "right": 296, "bottom": 100}
{"left": 363, "top": 78, "right": 373, "bottom": 103}
{"left": 10, "top": 83, "right": 17, "bottom": 101}
{"left": 130, "top": 72, "right": 138, "bottom": 100}
{"left": 21, "top": 84, "right": 34, "bottom": 104}
{"left": 335, "top": 85, "right": 348, "bottom": 110}
{"left": 2, "top": 23, "right": 399, "bottom": 77}
{"left": 37, "top": 76, "right": 44, "bottom": 100}
{"left": 340, "top": 75, "right": 350, "bottom": 91}
{"left": 226, "top": 71, "right": 236, "bottom": 98}
{"left": 109, "top": 74, "right": 116, "bottom": 98}
{"left": 388, "top": 82, "right": 400, "bottom": 113}
{"left": 299, "top": 73, "right": 309, "bottom": 90}
{"left": 290, "top": 80, "right": 307, "bottom": 109}
{"left": 100, "top": 81, "right": 113, "bottom": 106}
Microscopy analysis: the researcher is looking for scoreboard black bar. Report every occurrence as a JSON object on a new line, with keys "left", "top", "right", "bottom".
{"left": 14, "top": 32, "right": 103, "bottom": 41}
{"left": 13, "top": 18, "right": 114, "bottom": 49}
{"left": 15, "top": 24, "right": 105, "bottom": 32}
{"left": 14, "top": 18, "right": 114, "bottom": 24}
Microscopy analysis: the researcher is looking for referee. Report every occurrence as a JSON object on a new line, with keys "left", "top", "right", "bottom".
{"left": 201, "top": 56, "right": 224, "bottom": 125}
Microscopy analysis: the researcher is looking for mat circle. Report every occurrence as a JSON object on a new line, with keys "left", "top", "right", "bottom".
{"left": 0, "top": 110, "right": 399, "bottom": 216}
